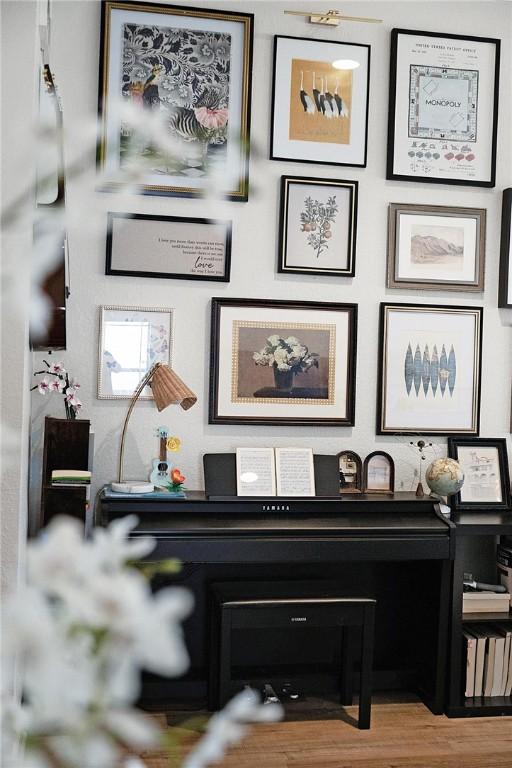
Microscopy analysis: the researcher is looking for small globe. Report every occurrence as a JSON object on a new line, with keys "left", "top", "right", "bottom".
{"left": 425, "top": 457, "right": 464, "bottom": 498}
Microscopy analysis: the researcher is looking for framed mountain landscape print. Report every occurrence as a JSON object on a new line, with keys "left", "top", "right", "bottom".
{"left": 377, "top": 303, "right": 483, "bottom": 435}
{"left": 387, "top": 29, "right": 500, "bottom": 187}
{"left": 98, "top": 1, "right": 253, "bottom": 200}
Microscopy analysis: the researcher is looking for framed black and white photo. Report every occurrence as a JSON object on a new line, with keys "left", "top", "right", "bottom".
{"left": 387, "top": 203, "right": 486, "bottom": 291}
{"left": 278, "top": 176, "right": 357, "bottom": 277}
{"left": 377, "top": 303, "right": 483, "bottom": 435}
{"left": 387, "top": 29, "right": 500, "bottom": 187}
{"left": 98, "top": 1, "right": 253, "bottom": 200}
{"left": 106, "top": 213, "right": 231, "bottom": 282}
{"left": 498, "top": 189, "right": 512, "bottom": 308}
{"left": 270, "top": 35, "right": 370, "bottom": 167}
{"left": 448, "top": 438, "right": 511, "bottom": 511}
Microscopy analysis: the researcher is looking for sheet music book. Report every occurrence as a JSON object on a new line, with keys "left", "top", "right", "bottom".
{"left": 275, "top": 448, "right": 316, "bottom": 497}
{"left": 235, "top": 447, "right": 316, "bottom": 497}
{"left": 236, "top": 448, "right": 276, "bottom": 496}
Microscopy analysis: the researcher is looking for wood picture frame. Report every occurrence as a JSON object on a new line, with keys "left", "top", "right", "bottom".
{"left": 387, "top": 28, "right": 500, "bottom": 187}
{"left": 337, "top": 450, "right": 362, "bottom": 494}
{"left": 447, "top": 437, "right": 511, "bottom": 511}
{"left": 498, "top": 189, "right": 512, "bottom": 308}
{"left": 363, "top": 451, "right": 395, "bottom": 494}
{"left": 209, "top": 297, "right": 357, "bottom": 426}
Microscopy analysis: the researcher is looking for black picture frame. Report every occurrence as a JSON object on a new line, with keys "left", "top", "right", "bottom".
{"left": 363, "top": 451, "right": 395, "bottom": 494}
{"left": 447, "top": 437, "right": 511, "bottom": 511}
{"left": 387, "top": 28, "right": 500, "bottom": 187}
{"left": 105, "top": 212, "right": 231, "bottom": 282}
{"left": 209, "top": 297, "right": 358, "bottom": 426}
{"left": 498, "top": 188, "right": 512, "bottom": 308}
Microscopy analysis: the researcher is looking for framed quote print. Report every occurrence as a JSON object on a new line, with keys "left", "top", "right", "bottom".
{"left": 377, "top": 303, "right": 483, "bottom": 435}
{"left": 498, "top": 189, "right": 512, "bottom": 308}
{"left": 387, "top": 203, "right": 486, "bottom": 291}
{"left": 387, "top": 29, "right": 500, "bottom": 187}
{"left": 448, "top": 438, "right": 511, "bottom": 511}
{"left": 98, "top": 1, "right": 253, "bottom": 200}
{"left": 209, "top": 298, "right": 357, "bottom": 426}
{"left": 278, "top": 176, "right": 358, "bottom": 277}
{"left": 270, "top": 36, "right": 370, "bottom": 167}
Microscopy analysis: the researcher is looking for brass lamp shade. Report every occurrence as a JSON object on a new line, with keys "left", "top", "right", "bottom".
{"left": 151, "top": 363, "right": 197, "bottom": 412}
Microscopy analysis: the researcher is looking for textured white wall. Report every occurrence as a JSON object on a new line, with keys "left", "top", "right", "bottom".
{"left": 29, "top": 0, "right": 512, "bottom": 515}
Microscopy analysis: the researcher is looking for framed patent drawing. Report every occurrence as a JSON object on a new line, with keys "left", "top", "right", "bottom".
{"left": 448, "top": 438, "right": 511, "bottom": 511}
{"left": 270, "top": 36, "right": 370, "bottom": 167}
{"left": 278, "top": 176, "right": 358, "bottom": 277}
{"left": 377, "top": 303, "right": 483, "bottom": 435}
{"left": 498, "top": 189, "right": 512, "bottom": 308}
{"left": 209, "top": 298, "right": 357, "bottom": 426}
{"left": 98, "top": 1, "right": 253, "bottom": 200}
{"left": 387, "top": 29, "right": 500, "bottom": 187}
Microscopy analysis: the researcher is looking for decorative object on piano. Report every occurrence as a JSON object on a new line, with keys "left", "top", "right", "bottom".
{"left": 105, "top": 212, "right": 232, "bottom": 283}
{"left": 167, "top": 467, "right": 186, "bottom": 494}
{"left": 337, "top": 450, "right": 362, "bottom": 493}
{"left": 111, "top": 362, "right": 196, "bottom": 494}
{"left": 363, "top": 451, "right": 395, "bottom": 494}
{"left": 270, "top": 35, "right": 370, "bottom": 168}
{"left": 425, "top": 457, "right": 464, "bottom": 502}
{"left": 275, "top": 447, "right": 316, "bottom": 496}
{"left": 209, "top": 298, "right": 357, "bottom": 426}
{"left": 377, "top": 303, "right": 483, "bottom": 435}
{"left": 97, "top": 306, "right": 173, "bottom": 399}
{"left": 97, "top": 1, "right": 253, "bottom": 201}
{"left": 447, "top": 437, "right": 511, "bottom": 511}
{"left": 236, "top": 447, "right": 277, "bottom": 496}
{"left": 498, "top": 189, "right": 512, "bottom": 308}
{"left": 149, "top": 425, "right": 171, "bottom": 487}
{"left": 32, "top": 358, "right": 82, "bottom": 419}
{"left": 409, "top": 439, "right": 433, "bottom": 497}
{"left": 278, "top": 175, "right": 358, "bottom": 277}
{"left": 387, "top": 29, "right": 500, "bottom": 187}
{"left": 387, "top": 203, "right": 486, "bottom": 292}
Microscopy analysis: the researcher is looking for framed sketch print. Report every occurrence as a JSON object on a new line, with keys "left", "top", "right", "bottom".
{"left": 209, "top": 298, "right": 357, "bottom": 426}
{"left": 387, "top": 29, "right": 500, "bottom": 187}
{"left": 363, "top": 451, "right": 395, "bottom": 494}
{"left": 278, "top": 176, "right": 357, "bottom": 277}
{"left": 387, "top": 203, "right": 486, "bottom": 291}
{"left": 106, "top": 212, "right": 231, "bottom": 282}
{"left": 270, "top": 36, "right": 370, "bottom": 167}
{"left": 498, "top": 189, "right": 512, "bottom": 308}
{"left": 98, "top": 1, "right": 253, "bottom": 200}
{"left": 448, "top": 438, "right": 511, "bottom": 511}
{"left": 377, "top": 303, "right": 483, "bottom": 435}
{"left": 97, "top": 305, "right": 172, "bottom": 399}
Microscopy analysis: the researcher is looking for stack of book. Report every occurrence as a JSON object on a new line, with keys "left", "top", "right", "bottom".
{"left": 463, "top": 623, "right": 512, "bottom": 698}
{"left": 51, "top": 469, "right": 92, "bottom": 486}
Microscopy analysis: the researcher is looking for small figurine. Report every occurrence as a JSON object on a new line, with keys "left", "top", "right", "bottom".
{"left": 167, "top": 467, "right": 185, "bottom": 494}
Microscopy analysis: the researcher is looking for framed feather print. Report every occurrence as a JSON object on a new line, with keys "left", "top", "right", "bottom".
{"left": 97, "top": 1, "right": 253, "bottom": 200}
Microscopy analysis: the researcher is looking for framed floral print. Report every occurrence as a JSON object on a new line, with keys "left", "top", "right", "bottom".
{"left": 98, "top": 1, "right": 253, "bottom": 200}
{"left": 498, "top": 189, "right": 512, "bottom": 308}
{"left": 377, "top": 303, "right": 483, "bottom": 435}
{"left": 209, "top": 298, "right": 357, "bottom": 426}
{"left": 270, "top": 35, "right": 370, "bottom": 167}
{"left": 278, "top": 176, "right": 358, "bottom": 277}
{"left": 448, "top": 437, "right": 511, "bottom": 511}
{"left": 387, "top": 29, "right": 500, "bottom": 187}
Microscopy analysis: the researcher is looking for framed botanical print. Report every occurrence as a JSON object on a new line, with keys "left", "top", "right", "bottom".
{"left": 377, "top": 303, "right": 483, "bottom": 435}
{"left": 498, "top": 189, "right": 512, "bottom": 308}
{"left": 363, "top": 451, "right": 395, "bottom": 494}
{"left": 270, "top": 35, "right": 370, "bottom": 167}
{"left": 448, "top": 438, "right": 511, "bottom": 511}
{"left": 387, "top": 29, "right": 500, "bottom": 187}
{"left": 98, "top": 1, "right": 253, "bottom": 200}
{"left": 278, "top": 176, "right": 357, "bottom": 277}
{"left": 387, "top": 203, "right": 486, "bottom": 291}
{"left": 209, "top": 298, "right": 357, "bottom": 426}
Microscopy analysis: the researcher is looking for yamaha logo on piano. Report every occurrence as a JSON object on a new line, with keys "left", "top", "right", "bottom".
{"left": 261, "top": 504, "right": 290, "bottom": 511}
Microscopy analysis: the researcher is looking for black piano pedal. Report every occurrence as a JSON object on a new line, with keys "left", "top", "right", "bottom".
{"left": 262, "top": 683, "right": 281, "bottom": 705}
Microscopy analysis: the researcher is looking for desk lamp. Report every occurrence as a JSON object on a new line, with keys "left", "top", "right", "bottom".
{"left": 111, "top": 362, "right": 197, "bottom": 494}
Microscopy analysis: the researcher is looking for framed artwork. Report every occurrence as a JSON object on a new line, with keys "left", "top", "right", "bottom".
{"left": 106, "top": 212, "right": 231, "bottom": 282}
{"left": 98, "top": 1, "right": 253, "bottom": 200}
{"left": 337, "top": 450, "right": 362, "bottom": 494}
{"left": 363, "top": 451, "right": 395, "bottom": 494}
{"left": 97, "top": 305, "right": 172, "bottom": 399}
{"left": 448, "top": 438, "right": 511, "bottom": 511}
{"left": 387, "top": 29, "right": 500, "bottom": 187}
{"left": 278, "top": 176, "right": 358, "bottom": 277}
{"left": 270, "top": 35, "right": 370, "bottom": 167}
{"left": 498, "top": 189, "right": 512, "bottom": 308}
{"left": 377, "top": 303, "right": 483, "bottom": 435}
{"left": 209, "top": 298, "right": 357, "bottom": 426}
{"left": 387, "top": 203, "right": 486, "bottom": 291}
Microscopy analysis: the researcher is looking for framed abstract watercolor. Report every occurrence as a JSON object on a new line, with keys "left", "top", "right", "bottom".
{"left": 377, "top": 303, "right": 483, "bottom": 435}
{"left": 387, "top": 203, "right": 486, "bottom": 291}
{"left": 447, "top": 437, "right": 511, "bottom": 511}
{"left": 209, "top": 298, "right": 357, "bottom": 426}
{"left": 98, "top": 1, "right": 253, "bottom": 200}
{"left": 278, "top": 176, "right": 358, "bottom": 277}
{"left": 270, "top": 35, "right": 370, "bottom": 167}
{"left": 387, "top": 29, "right": 500, "bottom": 187}
{"left": 498, "top": 189, "right": 512, "bottom": 308}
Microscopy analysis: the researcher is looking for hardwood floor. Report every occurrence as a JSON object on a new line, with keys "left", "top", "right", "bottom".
{"left": 142, "top": 699, "right": 512, "bottom": 767}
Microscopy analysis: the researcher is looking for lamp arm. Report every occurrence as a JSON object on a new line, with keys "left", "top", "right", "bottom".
{"left": 117, "top": 363, "right": 158, "bottom": 483}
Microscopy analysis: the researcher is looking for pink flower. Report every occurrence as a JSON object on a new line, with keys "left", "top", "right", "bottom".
{"left": 49, "top": 361, "right": 66, "bottom": 375}
{"left": 49, "top": 379, "right": 65, "bottom": 393}
{"left": 193, "top": 107, "right": 228, "bottom": 129}
{"left": 37, "top": 377, "right": 50, "bottom": 394}
{"left": 70, "top": 378, "right": 80, "bottom": 390}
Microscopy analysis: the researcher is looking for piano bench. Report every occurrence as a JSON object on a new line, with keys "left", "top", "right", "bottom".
{"left": 208, "top": 582, "right": 376, "bottom": 729}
